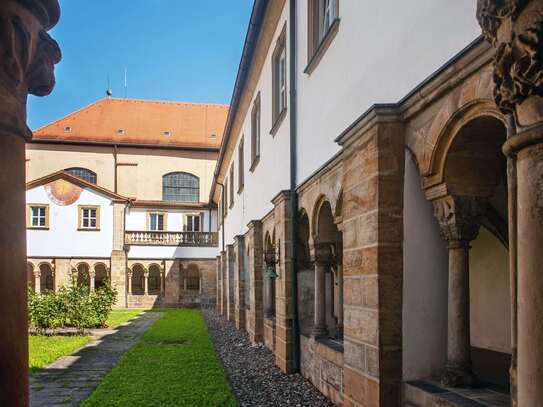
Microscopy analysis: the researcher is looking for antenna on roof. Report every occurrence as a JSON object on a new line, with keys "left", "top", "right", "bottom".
{"left": 124, "top": 67, "right": 128, "bottom": 99}
{"left": 106, "top": 74, "right": 112, "bottom": 99}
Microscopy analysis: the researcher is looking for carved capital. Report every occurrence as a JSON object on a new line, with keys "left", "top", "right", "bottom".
{"left": 477, "top": 0, "right": 543, "bottom": 126}
{"left": 433, "top": 195, "right": 487, "bottom": 243}
{"left": 0, "top": 0, "right": 61, "bottom": 140}
{"left": 313, "top": 242, "right": 334, "bottom": 266}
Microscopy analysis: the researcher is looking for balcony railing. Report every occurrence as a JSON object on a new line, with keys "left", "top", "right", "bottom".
{"left": 125, "top": 231, "right": 218, "bottom": 247}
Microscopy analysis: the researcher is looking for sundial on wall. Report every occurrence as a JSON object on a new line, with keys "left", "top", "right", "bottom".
{"left": 44, "top": 179, "right": 82, "bottom": 206}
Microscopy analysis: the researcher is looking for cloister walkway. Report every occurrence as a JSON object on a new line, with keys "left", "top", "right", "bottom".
{"left": 29, "top": 312, "right": 160, "bottom": 407}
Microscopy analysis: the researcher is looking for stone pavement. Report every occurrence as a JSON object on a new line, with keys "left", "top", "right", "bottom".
{"left": 30, "top": 311, "right": 161, "bottom": 407}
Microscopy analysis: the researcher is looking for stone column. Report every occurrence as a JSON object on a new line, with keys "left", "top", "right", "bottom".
{"left": 90, "top": 270, "right": 95, "bottom": 291}
{"left": 433, "top": 195, "right": 485, "bottom": 388}
{"left": 226, "top": 244, "right": 235, "bottom": 321}
{"left": 0, "top": 2, "right": 60, "bottom": 406}
{"left": 234, "top": 235, "right": 246, "bottom": 329}
{"left": 221, "top": 251, "right": 227, "bottom": 316}
{"left": 477, "top": 3, "right": 543, "bottom": 403}
{"left": 216, "top": 256, "right": 222, "bottom": 311}
{"left": 312, "top": 242, "right": 331, "bottom": 338}
{"left": 247, "top": 220, "right": 264, "bottom": 344}
{"left": 160, "top": 271, "right": 165, "bottom": 296}
{"left": 264, "top": 273, "right": 275, "bottom": 318}
{"left": 143, "top": 270, "right": 149, "bottom": 295}
{"left": 336, "top": 253, "right": 344, "bottom": 338}
{"left": 127, "top": 271, "right": 132, "bottom": 295}
{"left": 34, "top": 270, "right": 41, "bottom": 294}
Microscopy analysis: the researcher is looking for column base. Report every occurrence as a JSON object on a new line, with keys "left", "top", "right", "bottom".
{"left": 441, "top": 364, "right": 477, "bottom": 388}
{"left": 312, "top": 325, "right": 329, "bottom": 339}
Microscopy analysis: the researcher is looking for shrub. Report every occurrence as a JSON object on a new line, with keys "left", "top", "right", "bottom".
{"left": 28, "top": 283, "right": 118, "bottom": 333}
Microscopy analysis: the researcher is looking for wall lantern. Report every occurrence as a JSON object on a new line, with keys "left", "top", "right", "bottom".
{"left": 314, "top": 242, "right": 336, "bottom": 266}
{"left": 264, "top": 245, "right": 280, "bottom": 279}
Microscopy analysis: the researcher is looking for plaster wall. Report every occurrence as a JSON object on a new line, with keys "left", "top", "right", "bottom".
{"left": 295, "top": 0, "right": 481, "bottom": 182}
{"left": 125, "top": 207, "right": 216, "bottom": 233}
{"left": 402, "top": 151, "right": 448, "bottom": 380}
{"left": 26, "top": 186, "right": 114, "bottom": 257}
{"left": 220, "top": 4, "right": 291, "bottom": 247}
{"left": 470, "top": 227, "right": 511, "bottom": 354}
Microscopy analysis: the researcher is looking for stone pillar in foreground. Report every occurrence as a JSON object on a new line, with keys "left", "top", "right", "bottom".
{"left": 477, "top": 2, "right": 543, "bottom": 403}
{"left": 312, "top": 242, "right": 330, "bottom": 339}
{"left": 34, "top": 270, "right": 41, "bottom": 294}
{"left": 433, "top": 195, "right": 485, "bottom": 388}
{"left": 216, "top": 255, "right": 222, "bottom": 311}
{"left": 0, "top": 2, "right": 61, "bottom": 406}
{"left": 246, "top": 220, "right": 264, "bottom": 343}
{"left": 226, "top": 244, "right": 235, "bottom": 321}
{"left": 234, "top": 235, "right": 246, "bottom": 329}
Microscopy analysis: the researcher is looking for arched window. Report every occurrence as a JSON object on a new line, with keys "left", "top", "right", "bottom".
{"left": 162, "top": 172, "right": 199, "bottom": 202}
{"left": 65, "top": 167, "right": 97, "bottom": 184}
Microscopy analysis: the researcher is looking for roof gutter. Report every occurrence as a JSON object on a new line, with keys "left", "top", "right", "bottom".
{"left": 209, "top": 0, "right": 269, "bottom": 203}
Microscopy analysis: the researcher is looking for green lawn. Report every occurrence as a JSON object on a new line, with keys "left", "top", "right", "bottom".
{"left": 106, "top": 309, "right": 145, "bottom": 328}
{"left": 29, "top": 309, "right": 146, "bottom": 372}
{"left": 81, "top": 309, "right": 237, "bottom": 407}
{"left": 29, "top": 335, "right": 91, "bottom": 372}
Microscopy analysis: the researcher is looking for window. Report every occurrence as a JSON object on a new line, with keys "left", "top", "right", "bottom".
{"left": 185, "top": 214, "right": 201, "bottom": 232}
{"left": 250, "top": 93, "right": 261, "bottom": 170}
{"left": 162, "top": 172, "right": 200, "bottom": 202}
{"left": 65, "top": 167, "right": 97, "bottom": 184}
{"left": 238, "top": 137, "right": 244, "bottom": 193}
{"left": 148, "top": 212, "right": 166, "bottom": 231}
{"left": 229, "top": 165, "right": 234, "bottom": 208}
{"left": 28, "top": 205, "right": 49, "bottom": 229}
{"left": 306, "top": 0, "right": 339, "bottom": 74}
{"left": 78, "top": 206, "right": 99, "bottom": 230}
{"left": 271, "top": 26, "right": 287, "bottom": 134}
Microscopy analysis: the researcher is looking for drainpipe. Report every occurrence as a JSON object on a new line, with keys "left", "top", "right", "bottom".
{"left": 113, "top": 144, "right": 118, "bottom": 193}
{"left": 217, "top": 181, "right": 226, "bottom": 252}
{"left": 288, "top": 0, "right": 300, "bottom": 373}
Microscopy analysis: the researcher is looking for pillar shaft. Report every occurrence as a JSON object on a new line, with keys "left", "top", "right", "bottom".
{"left": 264, "top": 276, "right": 275, "bottom": 318}
{"left": 312, "top": 262, "right": 328, "bottom": 338}
{"left": 34, "top": 272, "right": 41, "bottom": 294}
{"left": 336, "top": 263, "right": 344, "bottom": 337}
{"left": 127, "top": 272, "right": 132, "bottom": 295}
{"left": 90, "top": 271, "right": 95, "bottom": 291}
{"left": 144, "top": 272, "right": 149, "bottom": 295}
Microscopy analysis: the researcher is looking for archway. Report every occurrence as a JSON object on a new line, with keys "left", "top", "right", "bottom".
{"left": 148, "top": 264, "right": 161, "bottom": 295}
{"left": 94, "top": 263, "right": 108, "bottom": 289}
{"left": 76, "top": 263, "right": 90, "bottom": 288}
{"left": 40, "top": 263, "right": 55, "bottom": 292}
{"left": 131, "top": 264, "right": 145, "bottom": 295}
{"left": 27, "top": 263, "right": 35, "bottom": 291}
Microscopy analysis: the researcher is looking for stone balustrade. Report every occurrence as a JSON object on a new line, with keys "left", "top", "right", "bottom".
{"left": 124, "top": 231, "right": 218, "bottom": 247}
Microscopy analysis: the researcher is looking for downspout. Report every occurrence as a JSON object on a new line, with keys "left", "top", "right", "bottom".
{"left": 217, "top": 181, "right": 225, "bottom": 252}
{"left": 288, "top": 0, "right": 300, "bottom": 373}
{"left": 113, "top": 144, "right": 118, "bottom": 193}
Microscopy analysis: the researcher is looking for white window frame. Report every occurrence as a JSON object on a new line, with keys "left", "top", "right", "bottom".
{"left": 148, "top": 212, "right": 166, "bottom": 231}
{"left": 184, "top": 214, "right": 202, "bottom": 232}
{"left": 78, "top": 206, "right": 99, "bottom": 230}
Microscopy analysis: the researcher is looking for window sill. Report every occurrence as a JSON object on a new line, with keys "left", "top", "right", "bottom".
{"left": 249, "top": 156, "right": 260, "bottom": 173}
{"left": 304, "top": 18, "right": 340, "bottom": 76}
{"left": 270, "top": 108, "right": 287, "bottom": 137}
{"left": 77, "top": 228, "right": 100, "bottom": 232}
{"left": 27, "top": 226, "right": 49, "bottom": 230}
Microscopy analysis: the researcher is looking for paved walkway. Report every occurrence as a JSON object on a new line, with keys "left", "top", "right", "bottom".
{"left": 30, "top": 311, "right": 161, "bottom": 407}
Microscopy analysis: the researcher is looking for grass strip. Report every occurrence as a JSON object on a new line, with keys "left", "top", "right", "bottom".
{"left": 81, "top": 309, "right": 237, "bottom": 406}
{"left": 106, "top": 309, "right": 146, "bottom": 328}
{"left": 29, "top": 335, "right": 91, "bottom": 372}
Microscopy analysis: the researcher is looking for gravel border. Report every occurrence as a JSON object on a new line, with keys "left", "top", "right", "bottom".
{"left": 203, "top": 310, "right": 335, "bottom": 407}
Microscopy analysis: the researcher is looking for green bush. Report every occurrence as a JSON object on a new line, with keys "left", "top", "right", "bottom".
{"left": 28, "top": 283, "right": 117, "bottom": 333}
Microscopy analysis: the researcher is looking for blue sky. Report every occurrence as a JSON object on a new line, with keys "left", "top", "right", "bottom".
{"left": 28, "top": 1, "right": 253, "bottom": 130}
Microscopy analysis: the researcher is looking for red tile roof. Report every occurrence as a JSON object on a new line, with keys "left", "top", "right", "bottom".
{"left": 33, "top": 98, "right": 228, "bottom": 149}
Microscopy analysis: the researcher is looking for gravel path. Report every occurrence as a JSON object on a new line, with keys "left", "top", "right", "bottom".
{"left": 203, "top": 310, "right": 335, "bottom": 407}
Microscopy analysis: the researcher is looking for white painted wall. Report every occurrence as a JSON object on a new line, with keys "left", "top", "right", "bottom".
{"left": 220, "top": 0, "right": 481, "bottom": 248}
{"left": 26, "top": 186, "right": 114, "bottom": 257}
{"left": 127, "top": 245, "right": 218, "bottom": 259}
{"left": 220, "top": 5, "right": 291, "bottom": 247}
{"left": 403, "top": 151, "right": 448, "bottom": 381}
{"left": 126, "top": 207, "right": 216, "bottom": 233}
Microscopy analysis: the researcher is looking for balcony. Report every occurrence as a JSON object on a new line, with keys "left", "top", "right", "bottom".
{"left": 125, "top": 231, "right": 218, "bottom": 247}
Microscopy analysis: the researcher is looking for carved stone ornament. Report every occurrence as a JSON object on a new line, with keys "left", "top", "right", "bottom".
{"left": 433, "top": 195, "right": 487, "bottom": 243}
{"left": 477, "top": 0, "right": 543, "bottom": 124}
{"left": 0, "top": 0, "right": 61, "bottom": 140}
{"left": 313, "top": 242, "right": 334, "bottom": 265}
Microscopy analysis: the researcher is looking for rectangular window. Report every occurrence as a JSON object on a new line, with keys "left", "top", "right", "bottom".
{"left": 148, "top": 213, "right": 165, "bottom": 231}
{"left": 28, "top": 205, "right": 49, "bottom": 228}
{"left": 185, "top": 214, "right": 201, "bottom": 232}
{"left": 229, "top": 165, "right": 234, "bottom": 208}
{"left": 238, "top": 137, "right": 244, "bottom": 193}
{"left": 78, "top": 206, "right": 100, "bottom": 230}
{"left": 271, "top": 26, "right": 287, "bottom": 134}
{"left": 251, "top": 93, "right": 261, "bottom": 170}
{"left": 306, "top": 0, "right": 339, "bottom": 74}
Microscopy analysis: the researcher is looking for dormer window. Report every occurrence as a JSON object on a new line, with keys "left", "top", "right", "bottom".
{"left": 163, "top": 131, "right": 171, "bottom": 137}
{"left": 117, "top": 128, "right": 125, "bottom": 135}
{"left": 210, "top": 134, "right": 217, "bottom": 139}
{"left": 64, "top": 126, "right": 72, "bottom": 133}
